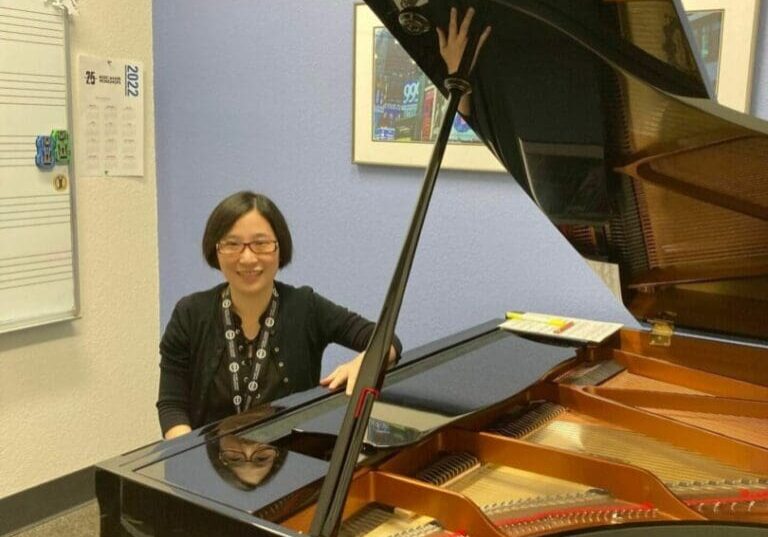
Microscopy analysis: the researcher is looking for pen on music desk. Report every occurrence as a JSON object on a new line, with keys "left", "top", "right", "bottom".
{"left": 505, "top": 311, "right": 569, "bottom": 328}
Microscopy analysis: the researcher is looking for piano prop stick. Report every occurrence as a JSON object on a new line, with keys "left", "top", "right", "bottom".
{"left": 310, "top": 15, "right": 485, "bottom": 537}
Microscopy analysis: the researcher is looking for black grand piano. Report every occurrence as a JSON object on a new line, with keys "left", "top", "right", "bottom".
{"left": 96, "top": 1, "right": 768, "bottom": 536}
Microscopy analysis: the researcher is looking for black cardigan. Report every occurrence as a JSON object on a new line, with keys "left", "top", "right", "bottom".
{"left": 156, "top": 281, "right": 401, "bottom": 435}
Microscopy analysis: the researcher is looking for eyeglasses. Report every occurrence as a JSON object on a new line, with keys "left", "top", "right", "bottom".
{"left": 219, "top": 447, "right": 277, "bottom": 466}
{"left": 217, "top": 239, "right": 278, "bottom": 255}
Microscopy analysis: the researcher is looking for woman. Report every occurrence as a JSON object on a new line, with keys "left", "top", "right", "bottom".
{"left": 157, "top": 191, "right": 400, "bottom": 439}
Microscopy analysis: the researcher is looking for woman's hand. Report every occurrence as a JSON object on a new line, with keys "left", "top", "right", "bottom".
{"left": 320, "top": 346, "right": 397, "bottom": 396}
{"left": 164, "top": 424, "right": 192, "bottom": 440}
{"left": 436, "top": 7, "right": 491, "bottom": 76}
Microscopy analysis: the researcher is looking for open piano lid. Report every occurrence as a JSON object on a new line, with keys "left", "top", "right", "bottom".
{"left": 363, "top": 0, "right": 768, "bottom": 342}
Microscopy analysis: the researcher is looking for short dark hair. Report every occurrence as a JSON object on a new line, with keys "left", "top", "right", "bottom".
{"left": 202, "top": 191, "right": 293, "bottom": 270}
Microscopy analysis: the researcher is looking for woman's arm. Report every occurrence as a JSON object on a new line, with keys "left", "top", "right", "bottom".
{"left": 320, "top": 345, "right": 398, "bottom": 396}
{"left": 309, "top": 290, "right": 401, "bottom": 395}
{"left": 157, "top": 302, "right": 194, "bottom": 438}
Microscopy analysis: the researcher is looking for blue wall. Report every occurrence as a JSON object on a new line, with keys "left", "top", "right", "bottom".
{"left": 153, "top": 0, "right": 767, "bottom": 369}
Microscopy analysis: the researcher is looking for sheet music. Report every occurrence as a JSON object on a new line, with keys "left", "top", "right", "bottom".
{"left": 0, "top": 0, "right": 77, "bottom": 332}
{"left": 500, "top": 311, "right": 623, "bottom": 343}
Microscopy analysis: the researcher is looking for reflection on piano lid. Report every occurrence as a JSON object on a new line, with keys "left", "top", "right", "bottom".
{"left": 371, "top": 0, "right": 768, "bottom": 342}
{"left": 96, "top": 2, "right": 768, "bottom": 537}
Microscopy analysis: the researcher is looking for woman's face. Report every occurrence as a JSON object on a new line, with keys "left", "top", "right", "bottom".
{"left": 216, "top": 209, "right": 279, "bottom": 299}
{"left": 218, "top": 435, "right": 278, "bottom": 486}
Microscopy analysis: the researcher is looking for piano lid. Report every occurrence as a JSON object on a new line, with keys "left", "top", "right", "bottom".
{"left": 364, "top": 0, "right": 768, "bottom": 342}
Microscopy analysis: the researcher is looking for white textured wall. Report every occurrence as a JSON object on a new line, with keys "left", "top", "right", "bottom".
{"left": 0, "top": 0, "right": 158, "bottom": 498}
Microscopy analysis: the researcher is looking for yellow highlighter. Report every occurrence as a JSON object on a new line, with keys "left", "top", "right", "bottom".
{"left": 505, "top": 311, "right": 572, "bottom": 331}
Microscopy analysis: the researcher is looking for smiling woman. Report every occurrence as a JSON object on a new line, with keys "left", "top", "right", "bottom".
{"left": 157, "top": 191, "right": 402, "bottom": 440}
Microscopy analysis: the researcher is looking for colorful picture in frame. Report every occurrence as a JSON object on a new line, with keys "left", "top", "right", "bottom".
{"left": 686, "top": 9, "right": 723, "bottom": 89}
{"left": 353, "top": 3, "right": 505, "bottom": 172}
{"left": 682, "top": 0, "right": 761, "bottom": 112}
{"left": 372, "top": 27, "right": 481, "bottom": 145}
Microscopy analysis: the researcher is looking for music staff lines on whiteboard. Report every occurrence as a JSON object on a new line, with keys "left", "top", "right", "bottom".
{"left": 0, "top": 193, "right": 69, "bottom": 201}
{"left": 0, "top": 196, "right": 71, "bottom": 228}
{"left": 0, "top": 212, "right": 69, "bottom": 222}
{"left": 0, "top": 264, "right": 72, "bottom": 279}
{"left": 0, "top": 19, "right": 64, "bottom": 34}
{"left": 0, "top": 4, "right": 64, "bottom": 20}
{"left": 0, "top": 73, "right": 66, "bottom": 106}
{"left": 0, "top": 250, "right": 72, "bottom": 268}
{"left": 0, "top": 215, "right": 70, "bottom": 224}
{"left": 0, "top": 201, "right": 69, "bottom": 217}
{"left": 0, "top": 221, "right": 69, "bottom": 230}
{"left": 0, "top": 249, "right": 73, "bottom": 289}
{"left": 0, "top": 6, "right": 64, "bottom": 47}
{"left": 0, "top": 275, "right": 72, "bottom": 292}
{"left": 0, "top": 197, "right": 69, "bottom": 211}
{"left": 0, "top": 134, "right": 36, "bottom": 166}
{"left": 0, "top": 199, "right": 69, "bottom": 205}
{"left": 0, "top": 200, "right": 69, "bottom": 208}
{"left": 0, "top": 206, "right": 69, "bottom": 216}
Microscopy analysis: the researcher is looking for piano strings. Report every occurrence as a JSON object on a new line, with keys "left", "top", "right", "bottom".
{"left": 597, "top": 370, "right": 706, "bottom": 394}
{"left": 487, "top": 402, "right": 768, "bottom": 524}
{"left": 594, "top": 370, "right": 768, "bottom": 447}
{"left": 637, "top": 408, "right": 768, "bottom": 444}
{"left": 336, "top": 440, "right": 666, "bottom": 537}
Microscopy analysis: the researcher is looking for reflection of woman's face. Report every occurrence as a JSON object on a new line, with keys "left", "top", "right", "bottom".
{"left": 218, "top": 434, "right": 278, "bottom": 486}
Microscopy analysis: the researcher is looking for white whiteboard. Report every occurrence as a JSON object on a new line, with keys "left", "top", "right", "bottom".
{"left": 0, "top": 0, "right": 78, "bottom": 334}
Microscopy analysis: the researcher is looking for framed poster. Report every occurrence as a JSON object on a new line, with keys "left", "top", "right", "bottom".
{"left": 682, "top": 0, "right": 761, "bottom": 112}
{"left": 352, "top": 3, "right": 505, "bottom": 172}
